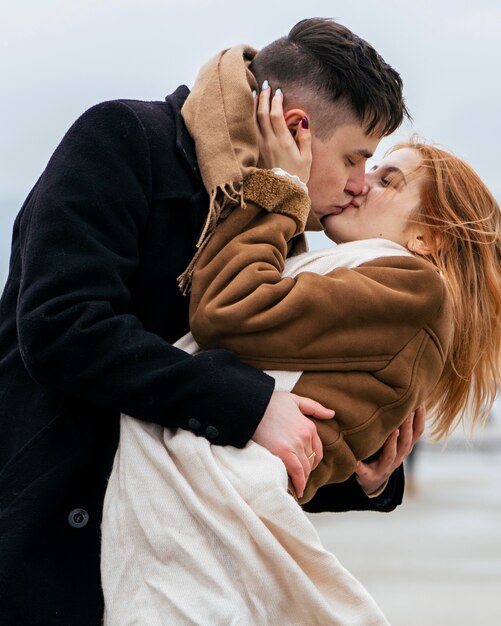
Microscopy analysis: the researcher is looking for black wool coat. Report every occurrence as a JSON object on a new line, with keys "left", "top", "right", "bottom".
{"left": 0, "top": 86, "right": 403, "bottom": 626}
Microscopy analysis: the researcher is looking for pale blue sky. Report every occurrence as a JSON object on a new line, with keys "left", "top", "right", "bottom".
{"left": 1, "top": 0, "right": 500, "bottom": 280}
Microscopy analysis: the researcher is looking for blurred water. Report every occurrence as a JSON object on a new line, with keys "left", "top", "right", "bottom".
{"left": 310, "top": 414, "right": 501, "bottom": 626}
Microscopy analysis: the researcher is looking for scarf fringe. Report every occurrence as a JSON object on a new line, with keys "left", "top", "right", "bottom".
{"left": 177, "top": 182, "right": 244, "bottom": 295}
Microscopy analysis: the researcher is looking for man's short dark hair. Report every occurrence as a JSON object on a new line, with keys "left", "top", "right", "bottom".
{"left": 250, "top": 18, "right": 410, "bottom": 138}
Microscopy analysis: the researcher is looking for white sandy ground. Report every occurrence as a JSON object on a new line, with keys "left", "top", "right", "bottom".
{"left": 309, "top": 410, "right": 501, "bottom": 626}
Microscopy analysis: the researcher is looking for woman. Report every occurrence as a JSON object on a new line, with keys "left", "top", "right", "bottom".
{"left": 101, "top": 90, "right": 501, "bottom": 625}
{"left": 186, "top": 89, "right": 500, "bottom": 501}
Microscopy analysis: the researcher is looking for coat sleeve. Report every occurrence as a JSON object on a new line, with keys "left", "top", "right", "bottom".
{"left": 16, "top": 101, "right": 274, "bottom": 446}
{"left": 303, "top": 465, "right": 404, "bottom": 514}
{"left": 190, "top": 171, "right": 446, "bottom": 371}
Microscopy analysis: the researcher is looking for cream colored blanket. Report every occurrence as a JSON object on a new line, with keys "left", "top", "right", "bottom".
{"left": 101, "top": 240, "right": 410, "bottom": 625}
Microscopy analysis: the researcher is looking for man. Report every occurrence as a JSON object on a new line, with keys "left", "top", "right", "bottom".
{"left": 0, "top": 18, "right": 420, "bottom": 625}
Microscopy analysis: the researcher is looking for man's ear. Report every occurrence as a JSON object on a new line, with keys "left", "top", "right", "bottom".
{"left": 284, "top": 108, "right": 308, "bottom": 137}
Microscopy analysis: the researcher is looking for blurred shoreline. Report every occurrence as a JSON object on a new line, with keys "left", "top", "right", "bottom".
{"left": 310, "top": 411, "right": 501, "bottom": 626}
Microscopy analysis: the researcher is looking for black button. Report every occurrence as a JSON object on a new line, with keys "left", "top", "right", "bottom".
{"left": 205, "top": 426, "right": 219, "bottom": 440}
{"left": 188, "top": 418, "right": 201, "bottom": 431}
{"left": 68, "top": 508, "right": 89, "bottom": 529}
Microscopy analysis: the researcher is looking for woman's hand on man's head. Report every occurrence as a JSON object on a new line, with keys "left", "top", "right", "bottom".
{"left": 254, "top": 83, "right": 312, "bottom": 185}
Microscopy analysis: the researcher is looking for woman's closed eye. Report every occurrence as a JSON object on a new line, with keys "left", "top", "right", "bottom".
{"left": 380, "top": 171, "right": 405, "bottom": 189}
{"left": 370, "top": 164, "right": 406, "bottom": 190}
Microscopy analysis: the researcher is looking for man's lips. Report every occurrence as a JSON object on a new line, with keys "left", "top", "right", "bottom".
{"left": 320, "top": 198, "right": 360, "bottom": 222}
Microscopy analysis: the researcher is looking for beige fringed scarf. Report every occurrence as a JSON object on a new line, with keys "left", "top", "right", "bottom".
{"left": 178, "top": 45, "right": 259, "bottom": 294}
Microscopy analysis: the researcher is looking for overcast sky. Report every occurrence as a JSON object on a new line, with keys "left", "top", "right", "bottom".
{"left": 1, "top": 0, "right": 500, "bottom": 281}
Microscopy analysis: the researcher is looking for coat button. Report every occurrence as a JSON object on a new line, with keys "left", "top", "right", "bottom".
{"left": 205, "top": 426, "right": 219, "bottom": 440}
{"left": 188, "top": 418, "right": 201, "bottom": 431}
{"left": 68, "top": 508, "right": 89, "bottom": 529}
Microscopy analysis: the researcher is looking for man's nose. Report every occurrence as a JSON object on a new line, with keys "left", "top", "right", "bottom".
{"left": 358, "top": 182, "right": 369, "bottom": 196}
{"left": 345, "top": 168, "right": 366, "bottom": 196}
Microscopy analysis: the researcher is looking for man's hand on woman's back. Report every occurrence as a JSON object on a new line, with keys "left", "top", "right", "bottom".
{"left": 355, "top": 403, "right": 426, "bottom": 496}
{"left": 252, "top": 390, "right": 334, "bottom": 498}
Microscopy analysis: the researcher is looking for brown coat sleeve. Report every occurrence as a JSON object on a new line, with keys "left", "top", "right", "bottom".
{"left": 189, "top": 170, "right": 452, "bottom": 502}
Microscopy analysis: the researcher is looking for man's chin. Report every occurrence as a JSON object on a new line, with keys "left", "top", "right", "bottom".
{"left": 320, "top": 209, "right": 344, "bottom": 224}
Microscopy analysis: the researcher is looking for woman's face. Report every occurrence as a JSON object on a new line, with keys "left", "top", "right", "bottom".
{"left": 322, "top": 147, "right": 425, "bottom": 246}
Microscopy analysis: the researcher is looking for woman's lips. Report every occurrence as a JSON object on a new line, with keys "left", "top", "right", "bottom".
{"left": 321, "top": 199, "right": 360, "bottom": 222}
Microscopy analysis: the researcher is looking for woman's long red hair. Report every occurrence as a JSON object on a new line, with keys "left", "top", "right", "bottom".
{"left": 392, "top": 141, "right": 501, "bottom": 439}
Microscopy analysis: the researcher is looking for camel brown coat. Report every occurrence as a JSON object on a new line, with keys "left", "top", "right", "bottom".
{"left": 190, "top": 170, "right": 453, "bottom": 503}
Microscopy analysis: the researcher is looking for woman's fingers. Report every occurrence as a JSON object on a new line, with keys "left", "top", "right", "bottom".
{"left": 270, "top": 91, "right": 312, "bottom": 167}
{"left": 256, "top": 80, "right": 273, "bottom": 137}
{"left": 255, "top": 82, "right": 312, "bottom": 183}
{"left": 269, "top": 88, "right": 293, "bottom": 143}
{"left": 252, "top": 88, "right": 259, "bottom": 129}
{"left": 258, "top": 83, "right": 290, "bottom": 150}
